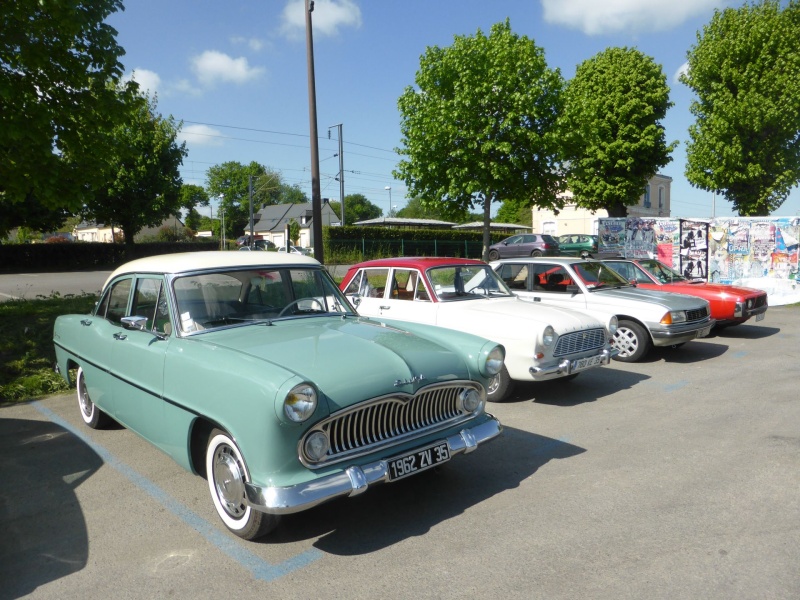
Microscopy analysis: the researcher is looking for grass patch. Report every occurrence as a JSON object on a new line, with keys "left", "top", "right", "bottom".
{"left": 0, "top": 293, "right": 98, "bottom": 403}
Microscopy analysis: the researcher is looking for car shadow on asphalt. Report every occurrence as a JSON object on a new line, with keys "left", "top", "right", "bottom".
{"left": 0, "top": 418, "right": 102, "bottom": 599}
{"left": 710, "top": 323, "right": 780, "bottom": 340}
{"left": 266, "top": 427, "right": 585, "bottom": 554}
{"left": 513, "top": 368, "right": 650, "bottom": 406}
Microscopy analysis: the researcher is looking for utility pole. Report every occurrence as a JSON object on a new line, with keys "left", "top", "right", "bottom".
{"left": 248, "top": 175, "right": 254, "bottom": 248}
{"left": 305, "top": 0, "right": 324, "bottom": 263}
{"left": 329, "top": 123, "right": 344, "bottom": 226}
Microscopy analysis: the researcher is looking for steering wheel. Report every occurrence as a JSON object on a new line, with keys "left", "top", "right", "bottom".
{"left": 277, "top": 297, "right": 324, "bottom": 317}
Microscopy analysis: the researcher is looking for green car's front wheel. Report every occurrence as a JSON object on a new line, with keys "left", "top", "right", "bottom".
{"left": 205, "top": 429, "right": 278, "bottom": 540}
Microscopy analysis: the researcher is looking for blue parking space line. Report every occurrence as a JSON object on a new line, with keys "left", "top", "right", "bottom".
{"left": 663, "top": 380, "right": 688, "bottom": 392}
{"left": 732, "top": 351, "right": 748, "bottom": 359}
{"left": 33, "top": 402, "right": 323, "bottom": 582}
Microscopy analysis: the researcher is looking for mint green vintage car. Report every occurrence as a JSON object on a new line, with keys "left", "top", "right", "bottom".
{"left": 53, "top": 252, "right": 504, "bottom": 540}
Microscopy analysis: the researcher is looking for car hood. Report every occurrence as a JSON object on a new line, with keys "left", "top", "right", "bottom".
{"left": 661, "top": 281, "right": 765, "bottom": 298}
{"left": 193, "top": 317, "right": 473, "bottom": 411}
{"left": 591, "top": 286, "right": 707, "bottom": 309}
{"left": 437, "top": 297, "right": 604, "bottom": 334}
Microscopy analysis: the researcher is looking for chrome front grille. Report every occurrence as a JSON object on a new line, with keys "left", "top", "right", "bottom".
{"left": 553, "top": 328, "right": 606, "bottom": 357}
{"left": 686, "top": 306, "right": 710, "bottom": 322}
{"left": 301, "top": 381, "right": 481, "bottom": 467}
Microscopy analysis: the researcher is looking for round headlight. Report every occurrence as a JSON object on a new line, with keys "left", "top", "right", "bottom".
{"left": 459, "top": 387, "right": 484, "bottom": 413}
{"left": 543, "top": 325, "right": 555, "bottom": 346}
{"left": 608, "top": 315, "right": 618, "bottom": 335}
{"left": 284, "top": 383, "right": 317, "bottom": 422}
{"left": 304, "top": 431, "right": 330, "bottom": 461}
{"left": 484, "top": 345, "right": 504, "bottom": 376}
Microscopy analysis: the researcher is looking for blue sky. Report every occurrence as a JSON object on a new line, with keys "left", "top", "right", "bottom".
{"left": 107, "top": 0, "right": 800, "bottom": 220}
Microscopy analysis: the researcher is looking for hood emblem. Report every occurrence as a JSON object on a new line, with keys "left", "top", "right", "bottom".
{"left": 394, "top": 374, "right": 426, "bottom": 387}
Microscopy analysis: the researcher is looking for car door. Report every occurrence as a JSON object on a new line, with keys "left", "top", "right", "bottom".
{"left": 378, "top": 268, "right": 438, "bottom": 324}
{"left": 342, "top": 267, "right": 391, "bottom": 317}
{"left": 502, "top": 262, "right": 592, "bottom": 312}
{"left": 104, "top": 276, "right": 171, "bottom": 445}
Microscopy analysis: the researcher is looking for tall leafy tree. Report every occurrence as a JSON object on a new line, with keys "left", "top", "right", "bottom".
{"left": 395, "top": 20, "right": 565, "bottom": 258}
{"left": 328, "top": 193, "right": 382, "bottom": 224}
{"left": 0, "top": 0, "right": 136, "bottom": 234}
{"left": 179, "top": 184, "right": 209, "bottom": 224}
{"left": 84, "top": 94, "right": 187, "bottom": 253}
{"left": 682, "top": 0, "right": 800, "bottom": 216}
{"left": 560, "top": 47, "right": 676, "bottom": 218}
{"left": 495, "top": 199, "right": 533, "bottom": 227}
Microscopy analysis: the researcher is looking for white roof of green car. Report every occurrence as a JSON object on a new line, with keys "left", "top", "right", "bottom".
{"left": 106, "top": 251, "right": 319, "bottom": 286}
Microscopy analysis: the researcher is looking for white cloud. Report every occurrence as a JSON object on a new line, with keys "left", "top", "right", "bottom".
{"left": 231, "top": 36, "right": 265, "bottom": 52}
{"left": 190, "top": 50, "right": 265, "bottom": 87}
{"left": 674, "top": 62, "right": 690, "bottom": 84}
{"left": 124, "top": 68, "right": 161, "bottom": 96}
{"left": 279, "top": 0, "right": 362, "bottom": 40}
{"left": 541, "top": 0, "right": 731, "bottom": 36}
{"left": 177, "top": 124, "right": 225, "bottom": 147}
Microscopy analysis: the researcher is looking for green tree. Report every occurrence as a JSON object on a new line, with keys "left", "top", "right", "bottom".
{"left": 682, "top": 0, "right": 800, "bottom": 216}
{"left": 395, "top": 20, "right": 565, "bottom": 259}
{"left": 0, "top": 0, "right": 137, "bottom": 234}
{"left": 84, "top": 94, "right": 187, "bottom": 253}
{"left": 328, "top": 193, "right": 382, "bottom": 224}
{"left": 288, "top": 219, "right": 301, "bottom": 245}
{"left": 495, "top": 199, "right": 533, "bottom": 227}
{"left": 559, "top": 47, "right": 676, "bottom": 218}
{"left": 179, "top": 184, "right": 209, "bottom": 229}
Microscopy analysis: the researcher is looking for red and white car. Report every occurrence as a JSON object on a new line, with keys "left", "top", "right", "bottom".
{"left": 340, "top": 257, "right": 618, "bottom": 402}
{"left": 603, "top": 258, "right": 767, "bottom": 327}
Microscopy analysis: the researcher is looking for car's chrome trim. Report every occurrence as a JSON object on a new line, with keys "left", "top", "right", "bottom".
{"left": 244, "top": 416, "right": 501, "bottom": 515}
{"left": 650, "top": 318, "right": 715, "bottom": 344}
{"left": 528, "top": 347, "right": 617, "bottom": 378}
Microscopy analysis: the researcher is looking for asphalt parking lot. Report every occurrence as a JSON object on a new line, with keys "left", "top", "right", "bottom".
{"left": 1, "top": 306, "right": 798, "bottom": 600}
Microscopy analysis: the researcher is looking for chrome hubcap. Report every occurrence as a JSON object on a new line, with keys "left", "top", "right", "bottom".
{"left": 613, "top": 328, "right": 638, "bottom": 357}
{"left": 78, "top": 378, "right": 92, "bottom": 417}
{"left": 213, "top": 445, "right": 246, "bottom": 518}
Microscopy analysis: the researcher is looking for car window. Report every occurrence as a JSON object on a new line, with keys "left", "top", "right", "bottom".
{"left": 497, "top": 263, "right": 530, "bottom": 291}
{"left": 640, "top": 260, "right": 687, "bottom": 283}
{"left": 173, "top": 268, "right": 353, "bottom": 332}
{"left": 131, "top": 277, "right": 172, "bottom": 335}
{"left": 356, "top": 268, "right": 390, "bottom": 298}
{"left": 428, "top": 265, "right": 513, "bottom": 300}
{"left": 573, "top": 262, "right": 629, "bottom": 288}
{"left": 96, "top": 278, "right": 132, "bottom": 324}
{"left": 390, "top": 269, "right": 430, "bottom": 301}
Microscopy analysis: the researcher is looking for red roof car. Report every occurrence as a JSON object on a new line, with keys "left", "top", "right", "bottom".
{"left": 603, "top": 258, "right": 768, "bottom": 327}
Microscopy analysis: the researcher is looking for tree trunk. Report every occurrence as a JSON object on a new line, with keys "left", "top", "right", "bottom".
{"left": 482, "top": 193, "right": 492, "bottom": 262}
{"left": 606, "top": 201, "right": 629, "bottom": 218}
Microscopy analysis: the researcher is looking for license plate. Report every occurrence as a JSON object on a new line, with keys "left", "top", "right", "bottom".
{"left": 756, "top": 312, "right": 765, "bottom": 321}
{"left": 697, "top": 325, "right": 712, "bottom": 339}
{"left": 570, "top": 354, "right": 605, "bottom": 372}
{"left": 387, "top": 442, "right": 450, "bottom": 481}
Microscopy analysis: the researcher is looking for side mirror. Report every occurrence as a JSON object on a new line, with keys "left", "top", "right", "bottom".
{"left": 351, "top": 295, "right": 362, "bottom": 307}
{"left": 121, "top": 315, "right": 148, "bottom": 331}
{"left": 565, "top": 285, "right": 581, "bottom": 294}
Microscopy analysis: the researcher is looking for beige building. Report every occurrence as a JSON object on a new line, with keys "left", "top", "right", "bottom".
{"left": 531, "top": 174, "right": 672, "bottom": 235}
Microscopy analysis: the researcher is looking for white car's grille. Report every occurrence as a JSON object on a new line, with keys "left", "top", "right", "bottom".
{"left": 301, "top": 382, "right": 481, "bottom": 467}
{"left": 554, "top": 328, "right": 607, "bottom": 356}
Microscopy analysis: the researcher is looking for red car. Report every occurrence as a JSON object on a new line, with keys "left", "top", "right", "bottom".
{"left": 603, "top": 258, "right": 768, "bottom": 327}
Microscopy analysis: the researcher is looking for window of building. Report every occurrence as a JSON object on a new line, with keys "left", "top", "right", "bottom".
{"left": 643, "top": 184, "right": 651, "bottom": 208}
{"left": 658, "top": 186, "right": 665, "bottom": 210}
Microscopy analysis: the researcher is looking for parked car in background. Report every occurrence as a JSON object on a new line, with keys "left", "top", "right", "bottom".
{"left": 488, "top": 233, "right": 560, "bottom": 260}
{"left": 236, "top": 236, "right": 275, "bottom": 250}
{"left": 557, "top": 234, "right": 598, "bottom": 257}
{"left": 340, "top": 257, "right": 618, "bottom": 402}
{"left": 53, "top": 252, "right": 504, "bottom": 540}
{"left": 490, "top": 256, "right": 714, "bottom": 362}
{"left": 602, "top": 258, "right": 768, "bottom": 327}
{"left": 278, "top": 245, "right": 312, "bottom": 256}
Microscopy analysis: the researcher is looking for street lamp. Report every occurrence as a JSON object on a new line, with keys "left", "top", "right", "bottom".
{"left": 384, "top": 186, "right": 392, "bottom": 218}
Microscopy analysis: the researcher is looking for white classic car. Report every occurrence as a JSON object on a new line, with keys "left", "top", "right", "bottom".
{"left": 340, "top": 257, "right": 619, "bottom": 402}
{"left": 490, "top": 257, "right": 715, "bottom": 362}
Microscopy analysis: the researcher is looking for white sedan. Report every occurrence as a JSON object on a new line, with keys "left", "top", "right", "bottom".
{"left": 490, "top": 257, "right": 715, "bottom": 362}
{"left": 340, "top": 257, "right": 619, "bottom": 402}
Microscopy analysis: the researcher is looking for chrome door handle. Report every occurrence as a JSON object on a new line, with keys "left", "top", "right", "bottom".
{"left": 113, "top": 332, "right": 127, "bottom": 340}
{"left": 379, "top": 305, "right": 390, "bottom": 310}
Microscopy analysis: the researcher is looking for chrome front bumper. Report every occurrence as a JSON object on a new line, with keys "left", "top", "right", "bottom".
{"left": 244, "top": 416, "right": 502, "bottom": 515}
{"left": 528, "top": 347, "right": 617, "bottom": 379}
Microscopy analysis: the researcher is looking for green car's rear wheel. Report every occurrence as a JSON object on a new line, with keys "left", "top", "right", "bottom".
{"left": 76, "top": 367, "right": 110, "bottom": 429}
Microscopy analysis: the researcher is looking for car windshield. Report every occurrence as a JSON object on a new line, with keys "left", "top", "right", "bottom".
{"left": 572, "top": 261, "right": 631, "bottom": 289}
{"left": 638, "top": 259, "right": 687, "bottom": 283}
{"left": 172, "top": 267, "right": 355, "bottom": 333}
{"left": 426, "top": 265, "right": 514, "bottom": 301}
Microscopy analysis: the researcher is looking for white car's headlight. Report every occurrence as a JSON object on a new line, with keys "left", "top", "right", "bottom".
{"left": 284, "top": 383, "right": 317, "bottom": 422}
{"left": 484, "top": 345, "right": 504, "bottom": 376}
{"left": 543, "top": 325, "right": 555, "bottom": 346}
{"left": 608, "top": 315, "right": 618, "bottom": 336}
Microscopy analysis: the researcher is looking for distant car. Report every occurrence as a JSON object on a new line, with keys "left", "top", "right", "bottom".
{"left": 490, "top": 256, "right": 715, "bottom": 362}
{"left": 53, "top": 251, "right": 504, "bottom": 540}
{"left": 488, "top": 234, "right": 560, "bottom": 260}
{"left": 557, "top": 234, "right": 598, "bottom": 257}
{"left": 340, "top": 257, "right": 618, "bottom": 402}
{"left": 278, "top": 245, "right": 312, "bottom": 256}
{"left": 236, "top": 236, "right": 275, "bottom": 251}
{"left": 602, "top": 258, "right": 768, "bottom": 327}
